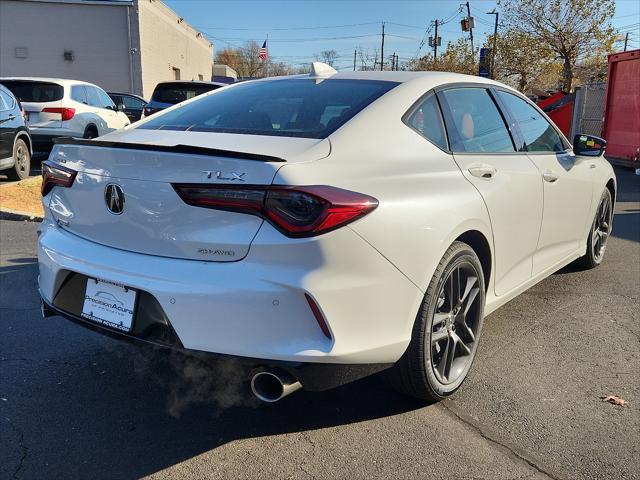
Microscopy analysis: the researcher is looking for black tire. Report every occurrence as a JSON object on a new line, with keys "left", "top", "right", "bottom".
{"left": 83, "top": 126, "right": 98, "bottom": 139}
{"left": 6, "top": 138, "right": 31, "bottom": 181}
{"left": 578, "top": 188, "right": 613, "bottom": 270}
{"left": 386, "top": 241, "right": 486, "bottom": 401}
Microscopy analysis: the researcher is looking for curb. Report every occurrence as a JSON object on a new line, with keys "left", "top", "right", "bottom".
{"left": 0, "top": 208, "right": 43, "bottom": 222}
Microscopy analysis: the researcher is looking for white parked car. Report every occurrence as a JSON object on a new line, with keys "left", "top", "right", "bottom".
{"left": 0, "top": 78, "right": 130, "bottom": 152}
{"left": 38, "top": 65, "right": 616, "bottom": 403}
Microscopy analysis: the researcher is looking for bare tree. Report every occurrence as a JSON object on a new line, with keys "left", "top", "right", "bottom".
{"left": 319, "top": 50, "right": 338, "bottom": 67}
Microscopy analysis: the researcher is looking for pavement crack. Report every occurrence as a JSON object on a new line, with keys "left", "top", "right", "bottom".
{"left": 6, "top": 420, "right": 28, "bottom": 480}
{"left": 440, "top": 402, "right": 562, "bottom": 480}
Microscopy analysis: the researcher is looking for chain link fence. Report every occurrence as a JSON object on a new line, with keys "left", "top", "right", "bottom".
{"left": 570, "top": 82, "right": 606, "bottom": 140}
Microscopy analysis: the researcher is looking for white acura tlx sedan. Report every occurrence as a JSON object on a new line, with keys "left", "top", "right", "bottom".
{"left": 38, "top": 64, "right": 616, "bottom": 403}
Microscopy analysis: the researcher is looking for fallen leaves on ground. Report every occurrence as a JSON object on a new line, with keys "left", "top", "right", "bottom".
{"left": 0, "top": 176, "right": 44, "bottom": 217}
{"left": 601, "top": 395, "right": 628, "bottom": 407}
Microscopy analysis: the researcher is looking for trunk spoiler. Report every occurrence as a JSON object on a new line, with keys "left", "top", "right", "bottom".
{"left": 52, "top": 137, "right": 286, "bottom": 163}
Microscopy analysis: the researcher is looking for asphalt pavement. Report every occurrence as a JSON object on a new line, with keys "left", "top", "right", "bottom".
{"left": 1, "top": 167, "right": 638, "bottom": 480}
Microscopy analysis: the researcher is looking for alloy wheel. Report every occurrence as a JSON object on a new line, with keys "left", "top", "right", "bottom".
{"left": 15, "top": 143, "right": 29, "bottom": 176}
{"left": 430, "top": 261, "right": 482, "bottom": 385}
{"left": 592, "top": 192, "right": 612, "bottom": 263}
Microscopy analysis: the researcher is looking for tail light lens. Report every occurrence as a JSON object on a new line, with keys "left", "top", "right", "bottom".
{"left": 42, "top": 160, "right": 77, "bottom": 196}
{"left": 172, "top": 184, "right": 378, "bottom": 237}
{"left": 42, "top": 107, "right": 75, "bottom": 121}
{"left": 143, "top": 106, "right": 160, "bottom": 117}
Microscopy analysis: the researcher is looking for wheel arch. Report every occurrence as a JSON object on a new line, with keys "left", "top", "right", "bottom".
{"left": 605, "top": 177, "right": 616, "bottom": 204}
{"left": 84, "top": 123, "right": 99, "bottom": 137}
{"left": 14, "top": 129, "right": 32, "bottom": 155}
{"left": 455, "top": 230, "right": 492, "bottom": 292}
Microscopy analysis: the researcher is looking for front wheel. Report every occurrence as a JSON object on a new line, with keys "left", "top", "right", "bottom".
{"left": 578, "top": 188, "right": 613, "bottom": 269}
{"left": 6, "top": 138, "right": 31, "bottom": 181}
{"left": 386, "top": 241, "right": 486, "bottom": 401}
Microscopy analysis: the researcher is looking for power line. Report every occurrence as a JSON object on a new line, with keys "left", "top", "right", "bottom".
{"left": 194, "top": 22, "right": 381, "bottom": 31}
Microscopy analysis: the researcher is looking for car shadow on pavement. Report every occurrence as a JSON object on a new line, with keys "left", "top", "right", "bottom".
{"left": 0, "top": 256, "right": 429, "bottom": 480}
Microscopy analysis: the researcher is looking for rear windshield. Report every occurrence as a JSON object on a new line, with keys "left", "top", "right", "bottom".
{"left": 151, "top": 83, "right": 220, "bottom": 104}
{"left": 139, "top": 78, "right": 399, "bottom": 139}
{"left": 1, "top": 81, "right": 64, "bottom": 103}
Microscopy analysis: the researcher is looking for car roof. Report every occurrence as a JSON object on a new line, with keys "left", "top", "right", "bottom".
{"left": 0, "top": 77, "right": 100, "bottom": 87}
{"left": 107, "top": 92, "right": 146, "bottom": 99}
{"left": 259, "top": 70, "right": 508, "bottom": 91}
{"left": 154, "top": 80, "right": 227, "bottom": 88}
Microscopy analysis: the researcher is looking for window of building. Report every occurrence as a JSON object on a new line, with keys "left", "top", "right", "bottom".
{"left": 440, "top": 88, "right": 515, "bottom": 153}
{"left": 173, "top": 67, "right": 181, "bottom": 80}
{"left": 496, "top": 91, "right": 566, "bottom": 152}
{"left": 198, "top": 74, "right": 204, "bottom": 81}
{"left": 404, "top": 92, "right": 448, "bottom": 150}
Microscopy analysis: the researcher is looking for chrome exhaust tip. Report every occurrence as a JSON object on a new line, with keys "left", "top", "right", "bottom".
{"left": 250, "top": 369, "right": 302, "bottom": 403}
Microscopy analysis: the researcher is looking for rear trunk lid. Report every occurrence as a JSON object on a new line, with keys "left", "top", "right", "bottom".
{"left": 47, "top": 130, "right": 330, "bottom": 262}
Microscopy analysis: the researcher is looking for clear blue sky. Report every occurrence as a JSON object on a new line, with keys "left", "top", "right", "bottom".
{"left": 164, "top": 0, "right": 640, "bottom": 70}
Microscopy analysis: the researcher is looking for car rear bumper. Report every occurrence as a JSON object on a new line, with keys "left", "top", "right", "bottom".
{"left": 38, "top": 217, "right": 422, "bottom": 366}
{"left": 39, "top": 295, "right": 391, "bottom": 391}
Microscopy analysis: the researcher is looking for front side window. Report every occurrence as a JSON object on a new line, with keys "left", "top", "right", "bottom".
{"left": 95, "top": 87, "right": 116, "bottom": 109}
{"left": 405, "top": 93, "right": 448, "bottom": 150}
{"left": 85, "top": 86, "right": 101, "bottom": 107}
{"left": 496, "top": 91, "right": 565, "bottom": 152}
{"left": 0, "top": 89, "right": 13, "bottom": 110}
{"left": 139, "top": 79, "right": 399, "bottom": 139}
{"left": 440, "top": 88, "right": 514, "bottom": 153}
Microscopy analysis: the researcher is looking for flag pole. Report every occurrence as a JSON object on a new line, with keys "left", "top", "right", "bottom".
{"left": 265, "top": 33, "right": 269, "bottom": 78}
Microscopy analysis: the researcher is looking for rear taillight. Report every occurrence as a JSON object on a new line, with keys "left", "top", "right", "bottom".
{"left": 41, "top": 160, "right": 77, "bottom": 196}
{"left": 172, "top": 184, "right": 378, "bottom": 237}
{"left": 42, "top": 107, "right": 75, "bottom": 121}
{"left": 143, "top": 106, "right": 160, "bottom": 117}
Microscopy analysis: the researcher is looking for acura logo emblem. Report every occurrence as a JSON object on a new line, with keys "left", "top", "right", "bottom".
{"left": 105, "top": 184, "right": 125, "bottom": 214}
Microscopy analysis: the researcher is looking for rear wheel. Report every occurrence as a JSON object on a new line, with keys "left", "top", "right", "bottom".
{"left": 386, "top": 241, "right": 486, "bottom": 401}
{"left": 83, "top": 126, "right": 98, "bottom": 139}
{"left": 6, "top": 138, "right": 31, "bottom": 181}
{"left": 578, "top": 188, "right": 613, "bottom": 269}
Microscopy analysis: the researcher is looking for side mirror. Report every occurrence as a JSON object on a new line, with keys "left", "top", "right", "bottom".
{"left": 117, "top": 104, "right": 126, "bottom": 112}
{"left": 573, "top": 134, "right": 606, "bottom": 157}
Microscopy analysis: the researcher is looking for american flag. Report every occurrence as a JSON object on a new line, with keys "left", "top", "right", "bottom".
{"left": 258, "top": 40, "right": 268, "bottom": 61}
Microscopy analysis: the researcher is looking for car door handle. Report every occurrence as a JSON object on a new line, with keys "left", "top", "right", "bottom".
{"left": 542, "top": 171, "right": 559, "bottom": 183}
{"left": 468, "top": 165, "right": 497, "bottom": 179}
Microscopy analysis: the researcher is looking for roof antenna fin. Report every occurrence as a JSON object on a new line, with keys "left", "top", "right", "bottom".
{"left": 310, "top": 62, "right": 337, "bottom": 78}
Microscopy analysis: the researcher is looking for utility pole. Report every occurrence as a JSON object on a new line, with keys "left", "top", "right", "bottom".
{"left": 488, "top": 10, "right": 498, "bottom": 79}
{"left": 624, "top": 32, "right": 629, "bottom": 51}
{"left": 434, "top": 19, "right": 439, "bottom": 62}
{"left": 392, "top": 52, "right": 396, "bottom": 71}
{"left": 380, "top": 22, "right": 385, "bottom": 71}
{"left": 466, "top": 1, "right": 475, "bottom": 56}
{"left": 353, "top": 48, "right": 357, "bottom": 71}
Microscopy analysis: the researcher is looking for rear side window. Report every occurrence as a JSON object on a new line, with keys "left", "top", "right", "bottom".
{"left": 440, "top": 88, "right": 515, "bottom": 153}
{"left": 139, "top": 79, "right": 399, "bottom": 139}
{"left": 151, "top": 83, "right": 220, "bottom": 104}
{"left": 496, "top": 91, "right": 565, "bottom": 152}
{"left": 123, "top": 95, "right": 145, "bottom": 109}
{"left": 404, "top": 93, "right": 448, "bottom": 150}
{"left": 1, "top": 81, "right": 63, "bottom": 103}
{"left": 71, "top": 85, "right": 88, "bottom": 104}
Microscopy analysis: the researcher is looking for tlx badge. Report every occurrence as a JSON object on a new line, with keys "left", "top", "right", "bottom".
{"left": 202, "top": 171, "right": 246, "bottom": 181}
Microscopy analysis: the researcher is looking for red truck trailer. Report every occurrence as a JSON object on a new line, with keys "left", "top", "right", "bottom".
{"left": 602, "top": 49, "right": 640, "bottom": 166}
